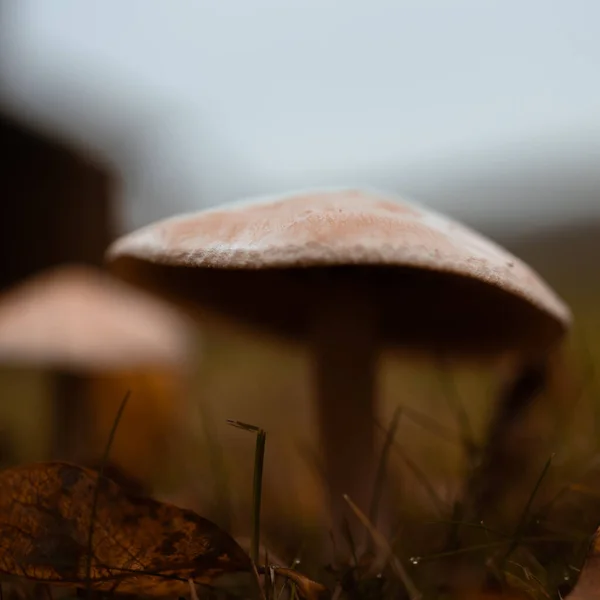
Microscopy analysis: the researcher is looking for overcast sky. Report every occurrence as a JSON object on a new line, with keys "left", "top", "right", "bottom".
{"left": 1, "top": 0, "right": 600, "bottom": 235}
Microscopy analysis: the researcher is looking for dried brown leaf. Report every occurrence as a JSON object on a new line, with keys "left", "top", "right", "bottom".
{"left": 0, "top": 461, "right": 253, "bottom": 597}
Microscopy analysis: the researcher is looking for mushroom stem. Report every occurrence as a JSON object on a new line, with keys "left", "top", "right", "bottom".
{"left": 463, "top": 356, "right": 550, "bottom": 524}
{"left": 310, "top": 282, "right": 380, "bottom": 529}
{"left": 52, "top": 370, "right": 90, "bottom": 461}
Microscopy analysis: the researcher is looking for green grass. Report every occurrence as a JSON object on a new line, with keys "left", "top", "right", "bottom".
{"left": 2, "top": 323, "right": 600, "bottom": 599}
{"left": 216, "top": 369, "right": 599, "bottom": 600}
{"left": 227, "top": 419, "right": 267, "bottom": 565}
{"left": 85, "top": 390, "right": 131, "bottom": 600}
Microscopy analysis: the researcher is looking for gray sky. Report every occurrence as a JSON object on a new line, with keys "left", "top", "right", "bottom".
{"left": 1, "top": 0, "right": 600, "bottom": 235}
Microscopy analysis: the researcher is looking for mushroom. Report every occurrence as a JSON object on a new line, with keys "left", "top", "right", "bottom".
{"left": 105, "top": 188, "right": 571, "bottom": 524}
{"left": 0, "top": 263, "right": 197, "bottom": 468}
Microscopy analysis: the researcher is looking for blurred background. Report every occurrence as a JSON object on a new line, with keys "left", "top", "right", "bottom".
{"left": 0, "top": 0, "right": 599, "bottom": 582}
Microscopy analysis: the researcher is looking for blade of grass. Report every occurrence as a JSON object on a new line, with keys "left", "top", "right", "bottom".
{"left": 422, "top": 519, "right": 505, "bottom": 537}
{"left": 253, "top": 429, "right": 267, "bottom": 564}
{"left": 258, "top": 567, "right": 328, "bottom": 600}
{"left": 369, "top": 407, "right": 402, "bottom": 529}
{"left": 417, "top": 534, "right": 577, "bottom": 563}
{"left": 85, "top": 390, "right": 130, "bottom": 600}
{"left": 462, "top": 360, "right": 549, "bottom": 536}
{"left": 276, "top": 552, "right": 303, "bottom": 600}
{"left": 500, "top": 453, "right": 554, "bottom": 569}
{"left": 341, "top": 516, "right": 359, "bottom": 566}
{"left": 264, "top": 550, "right": 274, "bottom": 600}
{"left": 436, "top": 360, "right": 476, "bottom": 457}
{"left": 388, "top": 442, "right": 446, "bottom": 516}
{"left": 535, "top": 453, "right": 600, "bottom": 518}
{"left": 343, "top": 494, "right": 421, "bottom": 600}
{"left": 227, "top": 419, "right": 267, "bottom": 565}
{"left": 394, "top": 405, "right": 458, "bottom": 446}
{"left": 567, "top": 483, "right": 600, "bottom": 498}
{"left": 328, "top": 530, "right": 340, "bottom": 568}
{"left": 188, "top": 579, "right": 199, "bottom": 600}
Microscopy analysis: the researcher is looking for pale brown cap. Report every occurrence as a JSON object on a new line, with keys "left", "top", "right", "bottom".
{"left": 106, "top": 188, "right": 572, "bottom": 357}
{"left": 0, "top": 264, "right": 196, "bottom": 371}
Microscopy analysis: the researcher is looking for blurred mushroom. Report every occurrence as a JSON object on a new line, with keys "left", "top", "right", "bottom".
{"left": 105, "top": 188, "right": 571, "bottom": 524}
{"left": 0, "top": 263, "right": 198, "bottom": 476}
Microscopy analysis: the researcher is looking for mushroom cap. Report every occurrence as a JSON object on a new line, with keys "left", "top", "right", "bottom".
{"left": 0, "top": 264, "right": 196, "bottom": 371}
{"left": 106, "top": 188, "right": 571, "bottom": 358}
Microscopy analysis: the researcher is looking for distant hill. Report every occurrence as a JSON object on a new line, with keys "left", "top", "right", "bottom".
{"left": 495, "top": 220, "right": 600, "bottom": 297}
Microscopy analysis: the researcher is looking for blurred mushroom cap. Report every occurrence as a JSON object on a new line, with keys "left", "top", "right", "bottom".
{"left": 107, "top": 188, "right": 571, "bottom": 358}
{"left": 0, "top": 264, "right": 197, "bottom": 371}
